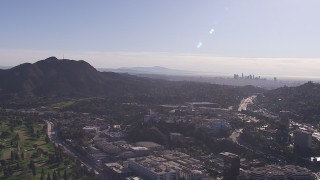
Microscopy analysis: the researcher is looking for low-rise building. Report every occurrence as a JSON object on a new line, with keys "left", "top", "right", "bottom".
{"left": 83, "top": 126, "right": 99, "bottom": 134}
{"left": 135, "top": 141, "right": 164, "bottom": 151}
{"left": 105, "top": 163, "right": 132, "bottom": 179}
{"left": 245, "top": 165, "right": 315, "bottom": 180}
{"left": 128, "top": 156, "right": 178, "bottom": 180}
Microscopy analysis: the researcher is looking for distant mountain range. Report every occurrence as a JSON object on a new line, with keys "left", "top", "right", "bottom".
{"left": 1, "top": 57, "right": 319, "bottom": 123}
{"left": 0, "top": 66, "right": 11, "bottom": 69}
{"left": 0, "top": 57, "right": 264, "bottom": 108}
{"left": 99, "top": 66, "right": 195, "bottom": 75}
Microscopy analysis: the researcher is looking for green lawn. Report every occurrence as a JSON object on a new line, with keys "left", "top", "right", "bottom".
{"left": 0, "top": 117, "right": 76, "bottom": 180}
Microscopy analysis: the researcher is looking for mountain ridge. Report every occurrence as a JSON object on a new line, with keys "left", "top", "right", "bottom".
{"left": 100, "top": 66, "right": 194, "bottom": 75}
{"left": 0, "top": 57, "right": 265, "bottom": 108}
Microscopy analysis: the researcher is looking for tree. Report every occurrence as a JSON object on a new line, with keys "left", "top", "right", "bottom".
{"left": 21, "top": 151, "right": 24, "bottom": 160}
{"left": 89, "top": 168, "right": 96, "bottom": 178}
{"left": 7, "top": 166, "right": 13, "bottom": 175}
{"left": 3, "top": 166, "right": 8, "bottom": 176}
{"left": 15, "top": 151, "right": 19, "bottom": 160}
{"left": 57, "top": 170, "right": 61, "bottom": 179}
{"left": 36, "top": 130, "right": 40, "bottom": 138}
{"left": 47, "top": 172, "right": 51, "bottom": 180}
{"left": 40, "top": 168, "right": 45, "bottom": 180}
{"left": 15, "top": 133, "right": 20, "bottom": 141}
{"left": 45, "top": 135, "right": 50, "bottom": 143}
{"left": 29, "top": 160, "right": 36, "bottom": 176}
{"left": 15, "top": 161, "right": 21, "bottom": 170}
{"left": 10, "top": 150, "right": 14, "bottom": 160}
{"left": 32, "top": 165, "right": 36, "bottom": 176}
{"left": 63, "top": 169, "right": 67, "bottom": 180}
{"left": 52, "top": 170, "right": 58, "bottom": 180}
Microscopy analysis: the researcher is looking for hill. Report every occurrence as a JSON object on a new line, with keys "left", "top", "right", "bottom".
{"left": 0, "top": 57, "right": 146, "bottom": 99}
{"left": 0, "top": 57, "right": 265, "bottom": 108}
{"left": 256, "top": 81, "right": 320, "bottom": 123}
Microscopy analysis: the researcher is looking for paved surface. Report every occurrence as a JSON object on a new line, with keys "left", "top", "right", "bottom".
{"left": 229, "top": 129, "right": 243, "bottom": 144}
{"left": 238, "top": 95, "right": 256, "bottom": 112}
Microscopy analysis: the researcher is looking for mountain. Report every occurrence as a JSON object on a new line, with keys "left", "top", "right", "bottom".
{"left": 99, "top": 66, "right": 194, "bottom": 75}
{"left": 256, "top": 81, "right": 320, "bottom": 122}
{"left": 0, "top": 57, "right": 264, "bottom": 108}
{"left": 0, "top": 57, "right": 142, "bottom": 99}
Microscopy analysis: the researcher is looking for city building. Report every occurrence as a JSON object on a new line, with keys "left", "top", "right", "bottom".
{"left": 276, "top": 111, "right": 290, "bottom": 143}
{"left": 245, "top": 165, "right": 315, "bottom": 180}
{"left": 128, "top": 156, "right": 178, "bottom": 180}
{"left": 128, "top": 153, "right": 206, "bottom": 180}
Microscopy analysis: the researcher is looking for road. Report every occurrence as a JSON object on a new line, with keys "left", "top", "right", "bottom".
{"left": 235, "top": 95, "right": 287, "bottom": 163}
{"left": 238, "top": 95, "right": 257, "bottom": 112}
{"left": 229, "top": 129, "right": 243, "bottom": 144}
{"left": 45, "top": 120, "right": 112, "bottom": 180}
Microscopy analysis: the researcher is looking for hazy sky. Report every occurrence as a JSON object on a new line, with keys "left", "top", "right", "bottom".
{"left": 1, "top": 0, "right": 320, "bottom": 78}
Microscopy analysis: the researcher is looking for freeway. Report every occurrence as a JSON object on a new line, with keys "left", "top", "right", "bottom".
{"left": 45, "top": 120, "right": 112, "bottom": 180}
{"left": 238, "top": 95, "right": 256, "bottom": 112}
{"left": 229, "top": 129, "right": 243, "bottom": 144}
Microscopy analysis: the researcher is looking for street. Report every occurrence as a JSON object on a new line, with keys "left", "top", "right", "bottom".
{"left": 45, "top": 120, "right": 112, "bottom": 180}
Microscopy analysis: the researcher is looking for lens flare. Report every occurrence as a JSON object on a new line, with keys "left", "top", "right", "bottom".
{"left": 197, "top": 42, "right": 203, "bottom": 49}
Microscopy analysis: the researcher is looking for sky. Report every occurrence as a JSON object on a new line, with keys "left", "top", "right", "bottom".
{"left": 1, "top": 0, "right": 320, "bottom": 79}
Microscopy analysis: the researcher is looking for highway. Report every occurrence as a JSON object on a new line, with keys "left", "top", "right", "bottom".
{"left": 238, "top": 95, "right": 256, "bottom": 112}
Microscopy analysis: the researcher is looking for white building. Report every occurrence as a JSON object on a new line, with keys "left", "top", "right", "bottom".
{"left": 128, "top": 156, "right": 178, "bottom": 180}
{"left": 83, "top": 126, "right": 99, "bottom": 134}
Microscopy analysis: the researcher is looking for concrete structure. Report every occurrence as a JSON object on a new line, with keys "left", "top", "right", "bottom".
{"left": 294, "top": 130, "right": 312, "bottom": 150}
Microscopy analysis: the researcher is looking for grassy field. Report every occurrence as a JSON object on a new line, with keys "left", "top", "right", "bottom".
{"left": 0, "top": 116, "right": 76, "bottom": 180}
